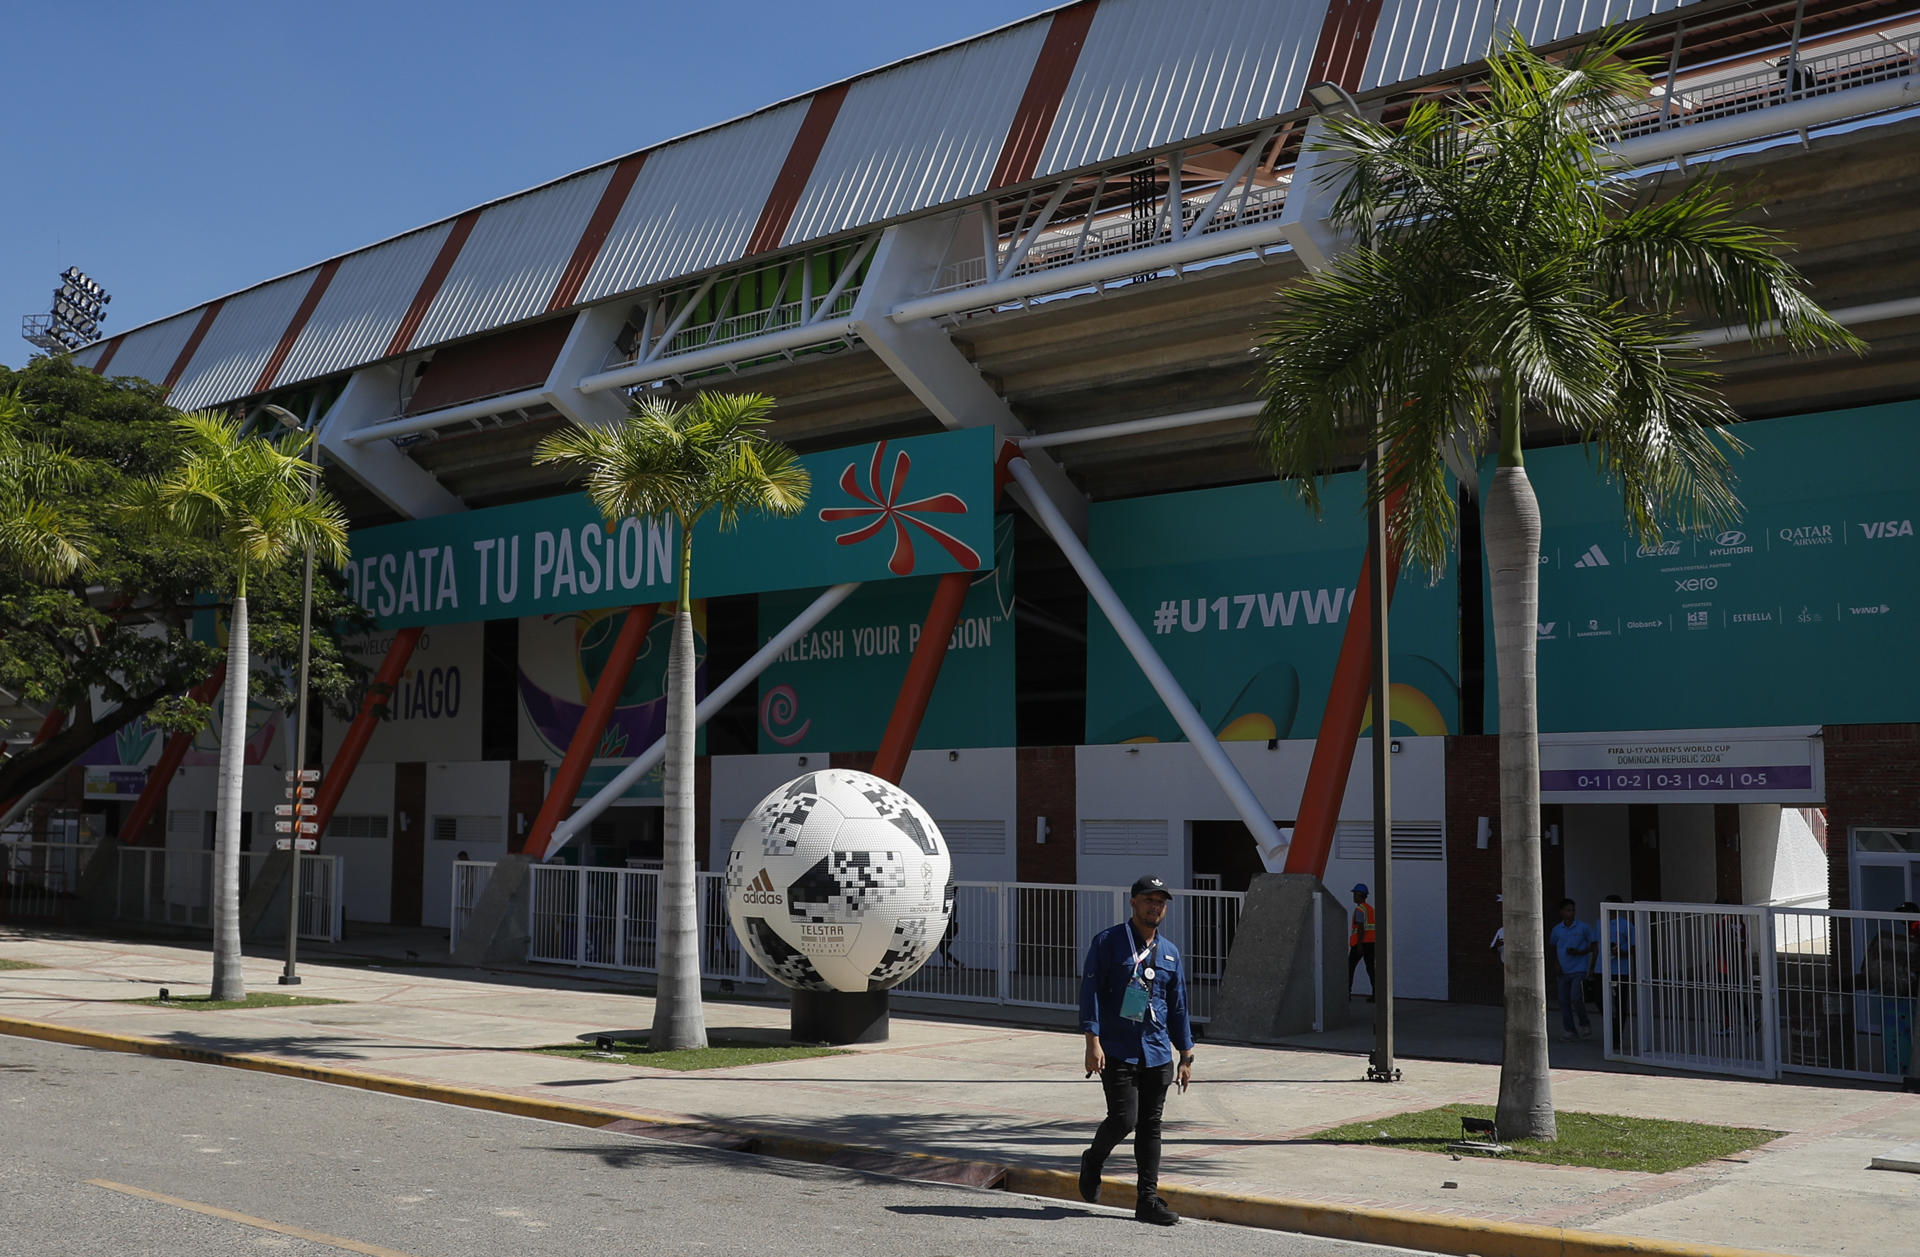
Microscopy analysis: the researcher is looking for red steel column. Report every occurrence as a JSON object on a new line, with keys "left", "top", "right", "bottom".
{"left": 1283, "top": 491, "right": 1405, "bottom": 878}
{"left": 309, "top": 628, "right": 424, "bottom": 840}
{"left": 522, "top": 604, "right": 658, "bottom": 860}
{"left": 119, "top": 668, "right": 227, "bottom": 846}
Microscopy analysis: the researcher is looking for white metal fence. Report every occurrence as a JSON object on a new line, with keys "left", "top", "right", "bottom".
{"left": 112, "top": 847, "right": 345, "bottom": 942}
{"left": 449, "top": 859, "right": 494, "bottom": 952}
{"left": 507, "top": 863, "right": 1247, "bottom": 1023}
{"left": 0, "top": 841, "right": 96, "bottom": 922}
{"left": 1603, "top": 902, "right": 1919, "bottom": 1083}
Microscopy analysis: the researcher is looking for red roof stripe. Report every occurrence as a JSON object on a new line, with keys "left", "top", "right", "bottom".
{"left": 745, "top": 84, "right": 850, "bottom": 257}
{"left": 162, "top": 301, "right": 226, "bottom": 393}
{"left": 1302, "top": 0, "right": 1387, "bottom": 99}
{"left": 385, "top": 209, "right": 482, "bottom": 358}
{"left": 546, "top": 153, "right": 649, "bottom": 314}
{"left": 250, "top": 259, "right": 342, "bottom": 395}
{"left": 90, "top": 335, "right": 125, "bottom": 376}
{"left": 987, "top": 0, "right": 1100, "bottom": 191}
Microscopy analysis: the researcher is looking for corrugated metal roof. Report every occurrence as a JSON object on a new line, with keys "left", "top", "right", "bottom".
{"left": 781, "top": 18, "right": 1051, "bottom": 247}
{"left": 93, "top": 310, "right": 203, "bottom": 389}
{"left": 1034, "top": 0, "right": 1330, "bottom": 178}
{"left": 576, "top": 101, "right": 812, "bottom": 304}
{"left": 409, "top": 166, "right": 615, "bottom": 347}
{"left": 1360, "top": 0, "right": 1685, "bottom": 91}
{"left": 274, "top": 222, "right": 456, "bottom": 388}
{"left": 168, "top": 269, "right": 320, "bottom": 410}
{"left": 71, "top": 341, "right": 109, "bottom": 371}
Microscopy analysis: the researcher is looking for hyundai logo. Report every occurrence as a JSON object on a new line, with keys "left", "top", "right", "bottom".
{"left": 1716, "top": 530, "right": 1746, "bottom": 547}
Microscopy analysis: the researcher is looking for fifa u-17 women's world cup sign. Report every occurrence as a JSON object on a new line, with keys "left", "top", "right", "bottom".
{"left": 725, "top": 769, "right": 952, "bottom": 993}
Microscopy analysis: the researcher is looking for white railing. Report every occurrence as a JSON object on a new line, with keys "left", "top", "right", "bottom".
{"left": 519, "top": 865, "right": 1246, "bottom": 1023}
{"left": 1604, "top": 901, "right": 1919, "bottom": 1083}
{"left": 660, "top": 287, "right": 862, "bottom": 360}
{"left": 449, "top": 859, "right": 495, "bottom": 953}
{"left": 1622, "top": 34, "right": 1918, "bottom": 141}
{"left": 0, "top": 840, "right": 97, "bottom": 922}
{"left": 112, "top": 847, "right": 344, "bottom": 942}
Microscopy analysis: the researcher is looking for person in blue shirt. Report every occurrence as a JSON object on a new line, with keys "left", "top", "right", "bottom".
{"left": 1603, "top": 894, "right": 1635, "bottom": 1045}
{"left": 1549, "top": 897, "right": 1599, "bottom": 1041}
{"left": 1078, "top": 874, "right": 1193, "bottom": 1227}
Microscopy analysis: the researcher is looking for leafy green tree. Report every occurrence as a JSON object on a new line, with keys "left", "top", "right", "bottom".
{"left": 0, "top": 358, "right": 369, "bottom": 812}
{"left": 0, "top": 389, "right": 94, "bottom": 580}
{"left": 1253, "top": 32, "right": 1859, "bottom": 1138}
{"left": 129, "top": 412, "right": 349, "bottom": 1001}
{"left": 536, "top": 393, "right": 809, "bottom": 1050}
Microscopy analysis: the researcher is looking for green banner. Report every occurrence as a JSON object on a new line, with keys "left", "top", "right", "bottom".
{"left": 1085, "top": 472, "right": 1460, "bottom": 744}
{"left": 1484, "top": 400, "right": 1920, "bottom": 731}
{"left": 756, "top": 516, "right": 1015, "bottom": 752}
{"left": 344, "top": 428, "right": 996, "bottom": 628}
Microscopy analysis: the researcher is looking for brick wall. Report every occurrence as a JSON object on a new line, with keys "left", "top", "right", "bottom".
{"left": 1017, "top": 746, "right": 1077, "bottom": 884}
{"left": 1446, "top": 735, "right": 1569, "bottom": 1004}
{"left": 1820, "top": 723, "right": 1920, "bottom": 909}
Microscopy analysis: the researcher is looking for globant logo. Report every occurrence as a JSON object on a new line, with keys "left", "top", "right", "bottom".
{"left": 1777, "top": 523, "right": 1834, "bottom": 547}
{"left": 1625, "top": 617, "right": 1666, "bottom": 630}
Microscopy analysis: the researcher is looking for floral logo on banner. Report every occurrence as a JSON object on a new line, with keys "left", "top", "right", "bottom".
{"left": 759, "top": 684, "right": 811, "bottom": 746}
{"left": 818, "top": 441, "right": 981, "bottom": 576}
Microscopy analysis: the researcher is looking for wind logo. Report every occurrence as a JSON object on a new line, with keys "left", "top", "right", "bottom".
{"left": 740, "top": 869, "right": 783, "bottom": 905}
{"left": 1859, "top": 520, "right": 1913, "bottom": 539}
{"left": 1573, "top": 545, "right": 1611, "bottom": 569}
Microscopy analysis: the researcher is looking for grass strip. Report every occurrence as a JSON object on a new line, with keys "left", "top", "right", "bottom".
{"left": 123, "top": 993, "right": 349, "bottom": 1011}
{"left": 529, "top": 1036, "right": 849, "bottom": 1072}
{"left": 0, "top": 958, "right": 45, "bottom": 971}
{"left": 1309, "top": 1102, "right": 1780, "bottom": 1174}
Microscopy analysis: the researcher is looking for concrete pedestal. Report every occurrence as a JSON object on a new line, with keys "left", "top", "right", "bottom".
{"left": 791, "top": 989, "right": 890, "bottom": 1044}
{"left": 1206, "top": 872, "right": 1348, "bottom": 1043}
{"left": 448, "top": 853, "right": 534, "bottom": 967}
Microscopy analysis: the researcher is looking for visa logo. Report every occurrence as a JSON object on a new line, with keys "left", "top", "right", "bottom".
{"left": 1859, "top": 520, "right": 1913, "bottom": 539}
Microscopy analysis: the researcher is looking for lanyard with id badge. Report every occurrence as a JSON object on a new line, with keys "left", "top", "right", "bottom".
{"left": 1120, "top": 924, "right": 1157, "bottom": 1024}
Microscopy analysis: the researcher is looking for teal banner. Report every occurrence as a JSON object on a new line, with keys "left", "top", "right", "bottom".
{"left": 756, "top": 516, "right": 1015, "bottom": 752}
{"left": 1086, "top": 473, "right": 1460, "bottom": 744}
{"left": 344, "top": 428, "right": 996, "bottom": 627}
{"left": 1484, "top": 401, "right": 1920, "bottom": 732}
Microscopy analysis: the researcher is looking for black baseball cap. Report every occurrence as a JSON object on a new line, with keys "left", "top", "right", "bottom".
{"left": 1130, "top": 875, "right": 1173, "bottom": 899}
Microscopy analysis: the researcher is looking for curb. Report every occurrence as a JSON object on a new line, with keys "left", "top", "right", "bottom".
{"left": 2, "top": 1014, "right": 1793, "bottom": 1257}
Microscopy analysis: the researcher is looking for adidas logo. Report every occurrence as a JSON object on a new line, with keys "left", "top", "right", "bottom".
{"left": 740, "top": 869, "right": 782, "bottom": 905}
{"left": 1572, "top": 544, "right": 1610, "bottom": 569}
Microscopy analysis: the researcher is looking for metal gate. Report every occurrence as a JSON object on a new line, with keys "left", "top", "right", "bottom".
{"left": 1603, "top": 901, "right": 1918, "bottom": 1083}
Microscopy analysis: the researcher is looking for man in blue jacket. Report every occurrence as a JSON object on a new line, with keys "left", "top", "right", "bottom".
{"left": 1077, "top": 874, "right": 1194, "bottom": 1226}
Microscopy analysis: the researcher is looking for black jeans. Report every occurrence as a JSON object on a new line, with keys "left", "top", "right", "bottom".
{"left": 1088, "top": 1060, "right": 1175, "bottom": 1194}
{"left": 1348, "top": 942, "right": 1376, "bottom": 992}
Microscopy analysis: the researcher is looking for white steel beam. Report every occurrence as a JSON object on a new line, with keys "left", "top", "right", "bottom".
{"left": 341, "top": 384, "right": 549, "bottom": 446}
{"left": 316, "top": 364, "right": 466, "bottom": 519}
{"left": 1007, "top": 456, "right": 1289, "bottom": 868}
{"left": 853, "top": 217, "right": 1088, "bottom": 539}
{"left": 545, "top": 582, "right": 861, "bottom": 857}
{"left": 543, "top": 303, "right": 631, "bottom": 429}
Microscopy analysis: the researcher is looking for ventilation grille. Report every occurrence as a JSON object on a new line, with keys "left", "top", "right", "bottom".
{"left": 940, "top": 819, "right": 1007, "bottom": 856}
{"left": 327, "top": 813, "right": 389, "bottom": 840}
{"left": 165, "top": 810, "right": 201, "bottom": 839}
{"left": 431, "top": 814, "right": 505, "bottom": 844}
{"left": 1080, "top": 819, "right": 1168, "bottom": 856}
{"left": 1335, "top": 821, "right": 1446, "bottom": 862}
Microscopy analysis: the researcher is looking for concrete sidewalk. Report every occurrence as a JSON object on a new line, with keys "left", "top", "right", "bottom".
{"left": 2, "top": 927, "right": 1914, "bottom": 1257}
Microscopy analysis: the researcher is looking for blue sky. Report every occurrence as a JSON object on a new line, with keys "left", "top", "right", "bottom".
{"left": 1, "top": 0, "right": 1053, "bottom": 369}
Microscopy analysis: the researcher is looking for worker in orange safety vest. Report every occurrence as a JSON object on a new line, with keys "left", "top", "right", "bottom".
{"left": 1348, "top": 883, "right": 1377, "bottom": 1003}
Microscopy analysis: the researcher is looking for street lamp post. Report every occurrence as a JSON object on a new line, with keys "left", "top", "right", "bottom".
{"left": 263, "top": 403, "right": 319, "bottom": 986}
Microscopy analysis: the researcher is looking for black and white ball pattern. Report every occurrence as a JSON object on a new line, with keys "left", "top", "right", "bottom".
{"left": 725, "top": 768, "right": 952, "bottom": 993}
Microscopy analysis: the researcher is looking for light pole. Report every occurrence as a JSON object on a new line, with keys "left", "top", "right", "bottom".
{"left": 1303, "top": 81, "right": 1400, "bottom": 1083}
{"left": 262, "top": 402, "right": 319, "bottom": 986}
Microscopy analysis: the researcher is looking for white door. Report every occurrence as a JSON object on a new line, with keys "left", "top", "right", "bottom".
{"left": 422, "top": 815, "right": 507, "bottom": 929}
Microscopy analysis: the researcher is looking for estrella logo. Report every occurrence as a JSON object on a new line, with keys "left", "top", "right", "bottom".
{"left": 818, "top": 441, "right": 980, "bottom": 576}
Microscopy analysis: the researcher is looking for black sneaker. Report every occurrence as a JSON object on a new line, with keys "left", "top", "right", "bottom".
{"left": 1077, "top": 1150, "right": 1101, "bottom": 1203}
{"left": 1134, "top": 1193, "right": 1179, "bottom": 1226}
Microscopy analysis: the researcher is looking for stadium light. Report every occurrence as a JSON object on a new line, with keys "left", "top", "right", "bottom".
{"left": 21, "top": 266, "right": 111, "bottom": 355}
{"left": 1304, "top": 80, "right": 1363, "bottom": 117}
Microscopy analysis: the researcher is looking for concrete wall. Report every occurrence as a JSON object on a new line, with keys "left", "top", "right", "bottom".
{"left": 420, "top": 761, "right": 511, "bottom": 928}
{"left": 1739, "top": 803, "right": 1829, "bottom": 906}
{"left": 1660, "top": 803, "right": 1717, "bottom": 902}
{"left": 324, "top": 764, "right": 398, "bottom": 924}
{"left": 1073, "top": 737, "right": 1450, "bottom": 999}
{"left": 1561, "top": 804, "right": 1630, "bottom": 910}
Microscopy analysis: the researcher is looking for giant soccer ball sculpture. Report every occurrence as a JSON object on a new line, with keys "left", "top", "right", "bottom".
{"left": 725, "top": 769, "right": 952, "bottom": 994}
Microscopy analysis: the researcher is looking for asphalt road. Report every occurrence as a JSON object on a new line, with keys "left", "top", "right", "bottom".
{"left": 1, "top": 1035, "right": 1419, "bottom": 1257}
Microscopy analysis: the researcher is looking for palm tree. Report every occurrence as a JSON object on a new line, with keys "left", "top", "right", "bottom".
{"left": 131, "top": 413, "right": 348, "bottom": 1001}
{"left": 1254, "top": 31, "right": 1860, "bottom": 1138}
{"left": 535, "top": 392, "right": 809, "bottom": 1050}
{"left": 0, "top": 389, "right": 94, "bottom": 581}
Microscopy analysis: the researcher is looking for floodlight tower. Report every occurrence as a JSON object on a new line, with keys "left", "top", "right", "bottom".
{"left": 21, "top": 267, "right": 111, "bottom": 355}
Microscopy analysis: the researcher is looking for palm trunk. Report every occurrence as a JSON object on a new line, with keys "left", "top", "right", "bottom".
{"left": 211, "top": 596, "right": 249, "bottom": 1002}
{"left": 651, "top": 532, "right": 707, "bottom": 1050}
{"left": 1485, "top": 465, "right": 1554, "bottom": 1140}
